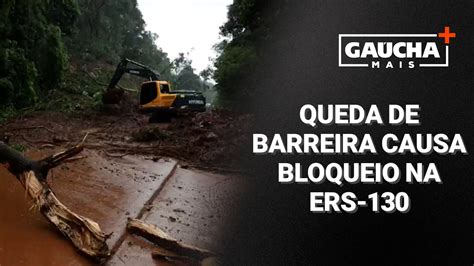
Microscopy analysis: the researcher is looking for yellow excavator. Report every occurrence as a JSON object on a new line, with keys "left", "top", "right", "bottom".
{"left": 102, "top": 58, "right": 206, "bottom": 121}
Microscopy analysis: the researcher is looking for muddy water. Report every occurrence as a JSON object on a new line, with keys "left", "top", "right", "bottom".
{"left": 0, "top": 147, "right": 241, "bottom": 266}
{"left": 0, "top": 149, "right": 176, "bottom": 266}
{"left": 0, "top": 168, "right": 91, "bottom": 266}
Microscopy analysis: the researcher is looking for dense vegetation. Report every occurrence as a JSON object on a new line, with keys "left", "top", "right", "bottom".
{"left": 0, "top": 0, "right": 77, "bottom": 109}
{"left": 0, "top": 0, "right": 209, "bottom": 120}
{"left": 0, "top": 0, "right": 279, "bottom": 117}
{"left": 212, "top": 0, "right": 292, "bottom": 110}
{"left": 213, "top": 0, "right": 269, "bottom": 109}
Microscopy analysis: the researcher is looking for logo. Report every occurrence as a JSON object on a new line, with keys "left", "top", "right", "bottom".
{"left": 188, "top": 100, "right": 204, "bottom": 105}
{"left": 338, "top": 26, "right": 456, "bottom": 68}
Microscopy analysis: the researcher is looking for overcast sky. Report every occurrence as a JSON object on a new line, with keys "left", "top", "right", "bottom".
{"left": 137, "top": 0, "right": 233, "bottom": 72}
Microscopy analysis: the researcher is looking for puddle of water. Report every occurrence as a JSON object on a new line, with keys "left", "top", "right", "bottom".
{"left": 0, "top": 148, "right": 176, "bottom": 266}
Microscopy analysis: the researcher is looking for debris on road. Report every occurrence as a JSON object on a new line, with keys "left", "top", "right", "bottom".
{"left": 0, "top": 142, "right": 110, "bottom": 260}
{"left": 1, "top": 109, "right": 251, "bottom": 171}
{"left": 0, "top": 109, "right": 250, "bottom": 265}
{"left": 127, "top": 218, "right": 216, "bottom": 263}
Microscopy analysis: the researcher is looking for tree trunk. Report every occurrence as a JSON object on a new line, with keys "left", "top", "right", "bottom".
{"left": 0, "top": 142, "right": 110, "bottom": 260}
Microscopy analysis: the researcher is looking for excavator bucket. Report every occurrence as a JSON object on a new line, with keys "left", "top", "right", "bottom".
{"left": 102, "top": 88, "right": 124, "bottom": 105}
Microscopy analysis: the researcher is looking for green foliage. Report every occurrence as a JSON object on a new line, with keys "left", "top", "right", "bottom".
{"left": 220, "top": 0, "right": 263, "bottom": 38}
{"left": 214, "top": 0, "right": 288, "bottom": 110}
{"left": 46, "top": 0, "right": 80, "bottom": 34}
{"left": 213, "top": 0, "right": 268, "bottom": 109}
{"left": 68, "top": 0, "right": 173, "bottom": 77}
{"left": 0, "top": 0, "right": 79, "bottom": 110}
{"left": 171, "top": 53, "right": 209, "bottom": 92}
{"left": 37, "top": 25, "right": 68, "bottom": 90}
{"left": 0, "top": 0, "right": 212, "bottom": 114}
{"left": 0, "top": 106, "right": 17, "bottom": 123}
{"left": 11, "top": 143, "right": 26, "bottom": 153}
{"left": 0, "top": 78, "right": 14, "bottom": 105}
{"left": 199, "top": 67, "right": 213, "bottom": 82}
{"left": 0, "top": 46, "right": 38, "bottom": 108}
{"left": 175, "top": 66, "right": 207, "bottom": 91}
{"left": 214, "top": 42, "right": 257, "bottom": 99}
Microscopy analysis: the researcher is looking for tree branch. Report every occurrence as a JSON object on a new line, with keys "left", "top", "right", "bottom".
{"left": 127, "top": 218, "right": 215, "bottom": 262}
{"left": 0, "top": 141, "right": 110, "bottom": 260}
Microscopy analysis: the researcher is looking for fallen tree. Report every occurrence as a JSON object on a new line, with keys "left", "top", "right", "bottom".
{"left": 0, "top": 141, "right": 110, "bottom": 260}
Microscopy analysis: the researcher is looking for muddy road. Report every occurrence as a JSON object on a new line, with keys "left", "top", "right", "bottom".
{"left": 0, "top": 110, "right": 249, "bottom": 265}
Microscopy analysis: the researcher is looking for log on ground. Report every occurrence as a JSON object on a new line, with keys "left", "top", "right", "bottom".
{"left": 0, "top": 141, "right": 110, "bottom": 260}
{"left": 127, "top": 218, "right": 215, "bottom": 261}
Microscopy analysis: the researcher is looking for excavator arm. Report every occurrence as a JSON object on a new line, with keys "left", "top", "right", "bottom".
{"left": 102, "top": 57, "right": 206, "bottom": 119}
{"left": 107, "top": 58, "right": 161, "bottom": 89}
{"left": 102, "top": 58, "right": 161, "bottom": 104}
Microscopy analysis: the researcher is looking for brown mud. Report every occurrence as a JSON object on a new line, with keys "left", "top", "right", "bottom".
{"left": 1, "top": 109, "right": 251, "bottom": 170}
{"left": 0, "top": 110, "right": 248, "bottom": 265}
{"left": 0, "top": 163, "right": 90, "bottom": 266}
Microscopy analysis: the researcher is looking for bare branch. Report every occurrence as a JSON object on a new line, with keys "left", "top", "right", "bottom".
{"left": 127, "top": 218, "right": 215, "bottom": 261}
{"left": 0, "top": 141, "right": 111, "bottom": 260}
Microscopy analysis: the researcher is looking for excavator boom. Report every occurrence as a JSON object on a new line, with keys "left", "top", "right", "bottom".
{"left": 102, "top": 58, "right": 206, "bottom": 122}
{"left": 103, "top": 58, "right": 161, "bottom": 104}
{"left": 107, "top": 58, "right": 160, "bottom": 89}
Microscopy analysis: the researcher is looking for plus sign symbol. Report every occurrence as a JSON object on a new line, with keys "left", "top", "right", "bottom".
{"left": 438, "top": 26, "right": 456, "bottom": 44}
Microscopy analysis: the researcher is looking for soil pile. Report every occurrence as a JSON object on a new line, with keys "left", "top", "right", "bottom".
{"left": 1, "top": 109, "right": 252, "bottom": 171}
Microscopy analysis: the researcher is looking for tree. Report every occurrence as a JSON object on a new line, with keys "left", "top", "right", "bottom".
{"left": 0, "top": 0, "right": 181, "bottom": 111}
{"left": 199, "top": 67, "right": 213, "bottom": 82}
{"left": 213, "top": 0, "right": 264, "bottom": 108}
{"left": 0, "top": 0, "right": 79, "bottom": 107}
{"left": 213, "top": 0, "right": 287, "bottom": 109}
{"left": 172, "top": 53, "right": 208, "bottom": 91}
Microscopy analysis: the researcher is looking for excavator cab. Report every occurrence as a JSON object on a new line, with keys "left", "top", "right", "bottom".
{"left": 138, "top": 80, "right": 206, "bottom": 113}
{"left": 103, "top": 58, "right": 206, "bottom": 120}
{"left": 139, "top": 81, "right": 176, "bottom": 111}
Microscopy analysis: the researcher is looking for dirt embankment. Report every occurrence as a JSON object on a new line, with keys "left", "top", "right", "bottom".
{"left": 1, "top": 109, "right": 252, "bottom": 171}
